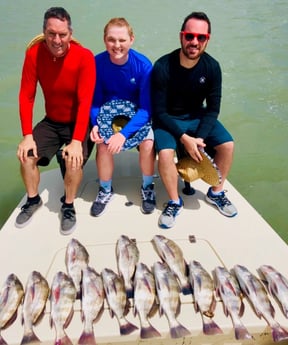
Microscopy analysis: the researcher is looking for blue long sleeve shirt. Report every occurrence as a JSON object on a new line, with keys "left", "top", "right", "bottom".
{"left": 90, "top": 49, "right": 152, "bottom": 139}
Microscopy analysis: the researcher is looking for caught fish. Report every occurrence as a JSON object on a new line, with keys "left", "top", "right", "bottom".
{"left": 133, "top": 262, "right": 161, "bottom": 339}
{"left": 188, "top": 260, "right": 222, "bottom": 335}
{"left": 116, "top": 235, "right": 139, "bottom": 298}
{"left": 151, "top": 235, "right": 191, "bottom": 295}
{"left": 234, "top": 264, "right": 288, "bottom": 343}
{"left": 0, "top": 273, "right": 24, "bottom": 345}
{"left": 78, "top": 266, "right": 105, "bottom": 345}
{"left": 65, "top": 238, "right": 89, "bottom": 298}
{"left": 50, "top": 271, "right": 77, "bottom": 345}
{"left": 153, "top": 261, "right": 190, "bottom": 338}
{"left": 21, "top": 271, "right": 50, "bottom": 345}
{"left": 258, "top": 264, "right": 288, "bottom": 319}
{"left": 213, "top": 266, "right": 253, "bottom": 340}
{"left": 101, "top": 268, "right": 138, "bottom": 335}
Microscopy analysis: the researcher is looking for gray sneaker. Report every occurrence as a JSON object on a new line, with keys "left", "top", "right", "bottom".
{"left": 15, "top": 199, "right": 43, "bottom": 228}
{"left": 90, "top": 187, "right": 114, "bottom": 217}
{"left": 60, "top": 206, "right": 76, "bottom": 235}
{"left": 140, "top": 184, "right": 156, "bottom": 214}
{"left": 205, "top": 187, "right": 237, "bottom": 217}
{"left": 158, "top": 197, "right": 183, "bottom": 229}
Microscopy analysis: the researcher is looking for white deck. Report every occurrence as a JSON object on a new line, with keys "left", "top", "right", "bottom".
{"left": 1, "top": 151, "right": 288, "bottom": 345}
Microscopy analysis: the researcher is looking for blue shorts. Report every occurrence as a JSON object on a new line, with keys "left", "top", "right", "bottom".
{"left": 154, "top": 118, "right": 233, "bottom": 152}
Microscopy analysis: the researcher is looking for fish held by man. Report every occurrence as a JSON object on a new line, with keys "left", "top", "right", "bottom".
{"left": 0, "top": 273, "right": 24, "bottom": 345}
{"left": 20, "top": 271, "right": 50, "bottom": 345}
{"left": 188, "top": 260, "right": 222, "bottom": 336}
{"left": 151, "top": 235, "right": 192, "bottom": 295}
{"left": 133, "top": 262, "right": 161, "bottom": 339}
{"left": 50, "top": 271, "right": 77, "bottom": 345}
{"left": 153, "top": 261, "right": 190, "bottom": 339}
{"left": 116, "top": 234, "right": 139, "bottom": 298}
{"left": 257, "top": 264, "right": 288, "bottom": 319}
{"left": 213, "top": 266, "right": 253, "bottom": 340}
{"left": 78, "top": 266, "right": 105, "bottom": 345}
{"left": 101, "top": 268, "right": 138, "bottom": 336}
{"left": 233, "top": 264, "right": 288, "bottom": 343}
{"left": 65, "top": 238, "right": 89, "bottom": 299}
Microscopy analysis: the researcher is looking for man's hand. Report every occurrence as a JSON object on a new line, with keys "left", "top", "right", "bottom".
{"left": 62, "top": 140, "right": 83, "bottom": 170}
{"left": 17, "top": 134, "right": 37, "bottom": 163}
{"left": 180, "top": 133, "right": 206, "bottom": 162}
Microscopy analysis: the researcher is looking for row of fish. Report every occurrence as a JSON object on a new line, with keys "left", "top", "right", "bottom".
{"left": 1, "top": 235, "right": 288, "bottom": 344}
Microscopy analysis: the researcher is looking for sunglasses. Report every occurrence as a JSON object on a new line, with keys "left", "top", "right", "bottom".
{"left": 181, "top": 31, "right": 210, "bottom": 43}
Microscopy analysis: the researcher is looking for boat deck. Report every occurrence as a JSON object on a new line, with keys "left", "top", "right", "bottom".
{"left": 1, "top": 151, "right": 288, "bottom": 344}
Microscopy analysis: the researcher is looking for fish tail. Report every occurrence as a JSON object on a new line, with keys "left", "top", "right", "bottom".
{"left": 170, "top": 322, "right": 191, "bottom": 338}
{"left": 120, "top": 319, "right": 139, "bottom": 335}
{"left": 78, "top": 330, "right": 97, "bottom": 345}
{"left": 0, "top": 335, "right": 8, "bottom": 345}
{"left": 55, "top": 335, "right": 74, "bottom": 345}
{"left": 203, "top": 318, "right": 223, "bottom": 335}
{"left": 21, "top": 330, "right": 41, "bottom": 345}
{"left": 271, "top": 324, "right": 288, "bottom": 342}
{"left": 140, "top": 324, "right": 161, "bottom": 339}
{"left": 234, "top": 325, "right": 253, "bottom": 340}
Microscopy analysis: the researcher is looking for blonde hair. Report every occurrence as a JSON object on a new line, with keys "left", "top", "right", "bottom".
{"left": 104, "top": 17, "right": 134, "bottom": 38}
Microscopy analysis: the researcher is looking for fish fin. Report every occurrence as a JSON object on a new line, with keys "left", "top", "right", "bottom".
{"left": 271, "top": 324, "right": 288, "bottom": 342}
{"left": 64, "top": 309, "right": 74, "bottom": 329}
{"left": 239, "top": 300, "right": 245, "bottom": 317}
{"left": 120, "top": 320, "right": 138, "bottom": 335}
{"left": 20, "top": 330, "right": 41, "bottom": 345}
{"left": 148, "top": 299, "right": 159, "bottom": 318}
{"left": 202, "top": 316, "right": 223, "bottom": 335}
{"left": 234, "top": 325, "right": 254, "bottom": 340}
{"left": 170, "top": 322, "right": 191, "bottom": 338}
{"left": 78, "top": 330, "right": 97, "bottom": 345}
{"left": 94, "top": 303, "right": 105, "bottom": 323}
{"left": 140, "top": 324, "right": 161, "bottom": 339}
{"left": 0, "top": 335, "right": 8, "bottom": 345}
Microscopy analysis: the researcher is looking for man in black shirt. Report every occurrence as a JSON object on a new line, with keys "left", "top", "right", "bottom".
{"left": 152, "top": 11, "right": 237, "bottom": 228}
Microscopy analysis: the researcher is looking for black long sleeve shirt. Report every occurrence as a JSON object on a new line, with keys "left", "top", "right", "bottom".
{"left": 151, "top": 48, "right": 222, "bottom": 140}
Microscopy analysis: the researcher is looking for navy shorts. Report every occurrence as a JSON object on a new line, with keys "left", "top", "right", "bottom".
{"left": 30, "top": 117, "right": 94, "bottom": 166}
{"left": 154, "top": 117, "right": 233, "bottom": 153}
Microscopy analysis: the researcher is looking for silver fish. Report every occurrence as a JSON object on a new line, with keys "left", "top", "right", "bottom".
{"left": 133, "top": 262, "right": 161, "bottom": 339}
{"left": 258, "top": 264, "right": 288, "bottom": 318}
{"left": 153, "top": 261, "right": 190, "bottom": 338}
{"left": 101, "top": 268, "right": 138, "bottom": 335}
{"left": 65, "top": 238, "right": 89, "bottom": 298}
{"left": 189, "top": 260, "right": 222, "bottom": 335}
{"left": 0, "top": 273, "right": 24, "bottom": 345}
{"left": 116, "top": 235, "right": 139, "bottom": 298}
{"left": 50, "top": 271, "right": 77, "bottom": 345}
{"left": 214, "top": 266, "right": 253, "bottom": 340}
{"left": 78, "top": 266, "right": 105, "bottom": 345}
{"left": 234, "top": 264, "right": 288, "bottom": 343}
{"left": 152, "top": 235, "right": 191, "bottom": 295}
{"left": 21, "top": 271, "right": 50, "bottom": 345}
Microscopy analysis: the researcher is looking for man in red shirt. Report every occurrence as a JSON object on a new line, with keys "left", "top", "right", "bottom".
{"left": 16, "top": 7, "right": 96, "bottom": 235}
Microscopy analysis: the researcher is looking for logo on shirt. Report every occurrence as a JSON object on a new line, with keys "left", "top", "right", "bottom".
{"left": 130, "top": 78, "right": 136, "bottom": 84}
{"left": 199, "top": 76, "right": 206, "bottom": 84}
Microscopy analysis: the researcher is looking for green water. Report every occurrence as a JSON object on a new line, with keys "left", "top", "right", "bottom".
{"left": 0, "top": 0, "right": 287, "bottom": 242}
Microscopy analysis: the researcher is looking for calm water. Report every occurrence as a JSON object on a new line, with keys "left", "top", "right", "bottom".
{"left": 0, "top": 0, "right": 287, "bottom": 242}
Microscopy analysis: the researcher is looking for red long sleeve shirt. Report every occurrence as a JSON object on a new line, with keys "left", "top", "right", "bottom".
{"left": 19, "top": 41, "right": 96, "bottom": 142}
